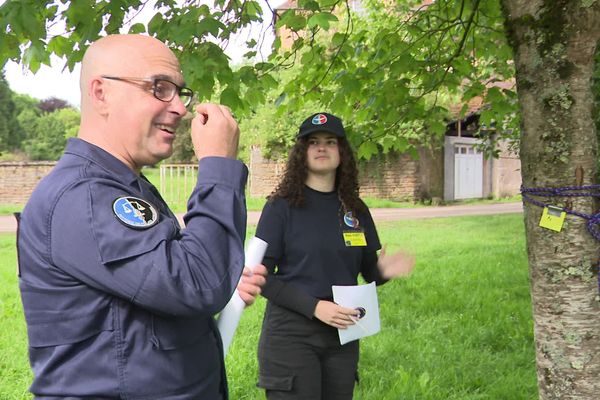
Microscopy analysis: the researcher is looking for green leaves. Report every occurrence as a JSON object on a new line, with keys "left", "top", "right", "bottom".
{"left": 358, "top": 141, "right": 379, "bottom": 160}
{"left": 332, "top": 32, "right": 346, "bottom": 47}
{"left": 1, "top": 1, "right": 46, "bottom": 41}
{"left": 243, "top": 1, "right": 263, "bottom": 18}
{"left": 268, "top": 0, "right": 518, "bottom": 158}
{"left": 0, "top": 0, "right": 520, "bottom": 162}
{"left": 196, "top": 17, "right": 226, "bottom": 37}
{"left": 0, "top": 0, "right": 287, "bottom": 121}
{"left": 307, "top": 12, "right": 338, "bottom": 30}
{"left": 0, "top": 34, "right": 20, "bottom": 65}
{"left": 428, "top": 120, "right": 447, "bottom": 136}
{"left": 65, "top": 0, "right": 95, "bottom": 30}
{"left": 148, "top": 12, "right": 165, "bottom": 36}
{"left": 47, "top": 36, "right": 72, "bottom": 58}
{"left": 220, "top": 87, "right": 243, "bottom": 110}
{"left": 0, "top": 1, "right": 47, "bottom": 68}
{"left": 127, "top": 23, "right": 146, "bottom": 34}
{"left": 22, "top": 40, "right": 49, "bottom": 73}
{"left": 276, "top": 10, "right": 307, "bottom": 31}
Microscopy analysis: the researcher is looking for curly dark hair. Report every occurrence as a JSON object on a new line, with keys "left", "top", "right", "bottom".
{"left": 268, "top": 136, "right": 366, "bottom": 214}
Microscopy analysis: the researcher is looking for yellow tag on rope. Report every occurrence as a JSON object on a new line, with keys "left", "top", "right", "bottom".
{"left": 539, "top": 206, "right": 566, "bottom": 232}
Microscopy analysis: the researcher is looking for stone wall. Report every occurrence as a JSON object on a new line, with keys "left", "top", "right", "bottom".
{"left": 417, "top": 146, "right": 445, "bottom": 201}
{"left": 492, "top": 141, "right": 521, "bottom": 198}
{"left": 357, "top": 153, "right": 421, "bottom": 201}
{"left": 0, "top": 162, "right": 55, "bottom": 205}
{"left": 248, "top": 146, "right": 428, "bottom": 201}
{"left": 0, "top": 147, "right": 444, "bottom": 205}
{"left": 248, "top": 146, "right": 286, "bottom": 198}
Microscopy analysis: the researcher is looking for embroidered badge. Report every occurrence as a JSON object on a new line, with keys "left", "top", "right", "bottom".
{"left": 112, "top": 196, "right": 159, "bottom": 229}
{"left": 343, "top": 211, "right": 360, "bottom": 228}
{"left": 312, "top": 113, "right": 328, "bottom": 125}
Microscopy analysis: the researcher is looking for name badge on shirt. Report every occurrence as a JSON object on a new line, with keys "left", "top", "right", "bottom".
{"left": 341, "top": 211, "right": 366, "bottom": 246}
{"left": 343, "top": 231, "right": 367, "bottom": 246}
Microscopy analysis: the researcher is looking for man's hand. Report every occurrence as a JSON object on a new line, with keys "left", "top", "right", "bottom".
{"left": 191, "top": 103, "right": 240, "bottom": 160}
{"left": 237, "top": 264, "right": 267, "bottom": 306}
{"left": 314, "top": 300, "right": 359, "bottom": 329}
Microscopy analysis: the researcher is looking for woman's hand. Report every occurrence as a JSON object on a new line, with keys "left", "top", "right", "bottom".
{"left": 314, "top": 300, "right": 359, "bottom": 329}
{"left": 377, "top": 246, "right": 415, "bottom": 279}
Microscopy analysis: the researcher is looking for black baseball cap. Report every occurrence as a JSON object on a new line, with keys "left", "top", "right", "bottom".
{"left": 297, "top": 112, "right": 346, "bottom": 139}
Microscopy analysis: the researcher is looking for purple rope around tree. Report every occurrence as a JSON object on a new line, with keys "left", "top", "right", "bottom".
{"left": 521, "top": 184, "right": 600, "bottom": 291}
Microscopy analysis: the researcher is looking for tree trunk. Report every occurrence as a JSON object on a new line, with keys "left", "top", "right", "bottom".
{"left": 501, "top": 1, "right": 600, "bottom": 398}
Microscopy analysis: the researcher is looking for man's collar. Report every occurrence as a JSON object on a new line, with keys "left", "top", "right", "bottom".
{"left": 64, "top": 137, "right": 141, "bottom": 186}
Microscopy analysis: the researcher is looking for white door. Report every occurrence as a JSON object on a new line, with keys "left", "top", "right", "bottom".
{"left": 454, "top": 144, "right": 483, "bottom": 199}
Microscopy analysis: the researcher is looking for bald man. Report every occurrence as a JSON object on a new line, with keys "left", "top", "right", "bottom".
{"left": 17, "top": 34, "right": 266, "bottom": 399}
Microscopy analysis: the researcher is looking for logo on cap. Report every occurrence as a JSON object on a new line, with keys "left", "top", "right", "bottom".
{"left": 112, "top": 196, "right": 159, "bottom": 229}
{"left": 312, "top": 114, "right": 328, "bottom": 125}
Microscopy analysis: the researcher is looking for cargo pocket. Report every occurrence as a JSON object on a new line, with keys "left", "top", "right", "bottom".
{"left": 27, "top": 307, "right": 113, "bottom": 347}
{"left": 20, "top": 281, "right": 114, "bottom": 348}
{"left": 257, "top": 373, "right": 294, "bottom": 391}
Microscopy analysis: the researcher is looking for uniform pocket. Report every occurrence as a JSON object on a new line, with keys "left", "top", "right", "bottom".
{"left": 20, "top": 282, "right": 114, "bottom": 347}
{"left": 27, "top": 305, "right": 113, "bottom": 347}
{"left": 257, "top": 373, "right": 294, "bottom": 391}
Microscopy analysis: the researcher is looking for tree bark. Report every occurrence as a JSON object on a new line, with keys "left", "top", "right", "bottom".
{"left": 501, "top": 1, "right": 600, "bottom": 398}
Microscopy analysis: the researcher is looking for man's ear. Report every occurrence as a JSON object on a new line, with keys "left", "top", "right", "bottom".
{"left": 90, "top": 77, "right": 109, "bottom": 115}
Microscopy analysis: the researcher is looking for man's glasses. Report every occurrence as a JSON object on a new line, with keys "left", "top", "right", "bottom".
{"left": 101, "top": 76, "right": 194, "bottom": 107}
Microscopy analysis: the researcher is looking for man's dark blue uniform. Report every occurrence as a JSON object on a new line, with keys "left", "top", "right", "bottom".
{"left": 17, "top": 138, "right": 248, "bottom": 399}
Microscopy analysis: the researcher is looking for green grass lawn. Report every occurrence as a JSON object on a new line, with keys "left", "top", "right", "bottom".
{"left": 0, "top": 233, "right": 31, "bottom": 399}
{"left": 0, "top": 214, "right": 537, "bottom": 399}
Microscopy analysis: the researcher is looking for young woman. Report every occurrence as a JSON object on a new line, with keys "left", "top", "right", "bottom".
{"left": 255, "top": 112, "right": 415, "bottom": 399}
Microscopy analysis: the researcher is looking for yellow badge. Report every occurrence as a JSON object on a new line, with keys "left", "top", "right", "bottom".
{"left": 343, "top": 231, "right": 367, "bottom": 246}
{"left": 539, "top": 206, "right": 566, "bottom": 232}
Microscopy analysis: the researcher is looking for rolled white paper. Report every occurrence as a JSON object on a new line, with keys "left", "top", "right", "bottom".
{"left": 217, "top": 236, "right": 268, "bottom": 356}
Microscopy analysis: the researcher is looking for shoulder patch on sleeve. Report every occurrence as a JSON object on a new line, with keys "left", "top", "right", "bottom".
{"left": 112, "top": 196, "right": 159, "bottom": 229}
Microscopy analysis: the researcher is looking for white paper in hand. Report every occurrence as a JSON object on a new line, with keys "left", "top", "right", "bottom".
{"left": 217, "top": 236, "right": 267, "bottom": 357}
{"left": 332, "top": 282, "right": 381, "bottom": 345}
